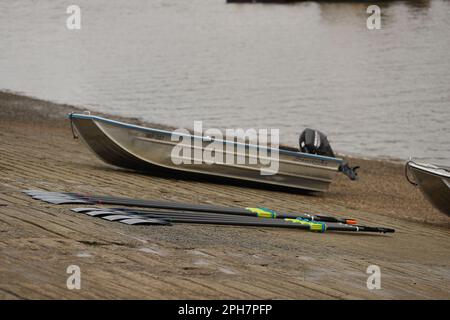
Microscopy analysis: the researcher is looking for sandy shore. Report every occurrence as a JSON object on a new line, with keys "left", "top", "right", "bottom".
{"left": 0, "top": 90, "right": 449, "bottom": 299}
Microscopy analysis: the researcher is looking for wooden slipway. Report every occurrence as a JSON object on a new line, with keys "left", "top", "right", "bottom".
{"left": 0, "top": 91, "right": 449, "bottom": 299}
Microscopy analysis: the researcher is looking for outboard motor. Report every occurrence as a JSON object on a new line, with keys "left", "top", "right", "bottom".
{"left": 299, "top": 128, "right": 335, "bottom": 157}
{"left": 299, "top": 128, "right": 359, "bottom": 180}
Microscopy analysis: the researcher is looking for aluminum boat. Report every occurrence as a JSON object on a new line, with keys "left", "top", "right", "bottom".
{"left": 69, "top": 113, "right": 346, "bottom": 192}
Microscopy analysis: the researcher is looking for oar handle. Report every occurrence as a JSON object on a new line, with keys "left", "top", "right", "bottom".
{"left": 358, "top": 226, "right": 395, "bottom": 233}
{"left": 246, "top": 207, "right": 357, "bottom": 225}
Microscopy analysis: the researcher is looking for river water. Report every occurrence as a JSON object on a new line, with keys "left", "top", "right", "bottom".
{"left": 1, "top": 0, "right": 449, "bottom": 163}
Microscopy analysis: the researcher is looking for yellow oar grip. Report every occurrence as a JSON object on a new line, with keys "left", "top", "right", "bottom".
{"left": 284, "top": 218, "right": 326, "bottom": 232}
{"left": 245, "top": 207, "right": 277, "bottom": 219}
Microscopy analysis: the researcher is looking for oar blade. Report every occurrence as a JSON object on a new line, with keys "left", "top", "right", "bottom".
{"left": 71, "top": 207, "right": 105, "bottom": 213}
{"left": 119, "top": 218, "right": 170, "bottom": 226}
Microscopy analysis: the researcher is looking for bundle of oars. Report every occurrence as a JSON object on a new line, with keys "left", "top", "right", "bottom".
{"left": 23, "top": 190, "right": 395, "bottom": 234}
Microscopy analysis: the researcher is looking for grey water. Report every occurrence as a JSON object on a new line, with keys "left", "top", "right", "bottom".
{"left": 0, "top": 0, "right": 449, "bottom": 164}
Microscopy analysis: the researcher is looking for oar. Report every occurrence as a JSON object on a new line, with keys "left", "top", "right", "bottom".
{"left": 71, "top": 207, "right": 395, "bottom": 233}
{"left": 72, "top": 207, "right": 282, "bottom": 220}
{"left": 26, "top": 191, "right": 396, "bottom": 233}
{"left": 24, "top": 190, "right": 357, "bottom": 224}
{"left": 71, "top": 208, "right": 317, "bottom": 231}
{"left": 122, "top": 209, "right": 394, "bottom": 233}
{"left": 71, "top": 207, "right": 326, "bottom": 231}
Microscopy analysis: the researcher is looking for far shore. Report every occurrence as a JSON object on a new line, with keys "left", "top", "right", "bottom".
{"left": 0, "top": 90, "right": 449, "bottom": 299}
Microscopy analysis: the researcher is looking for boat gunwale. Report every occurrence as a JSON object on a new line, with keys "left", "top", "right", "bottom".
{"left": 408, "top": 161, "right": 450, "bottom": 179}
{"left": 69, "top": 113, "right": 344, "bottom": 164}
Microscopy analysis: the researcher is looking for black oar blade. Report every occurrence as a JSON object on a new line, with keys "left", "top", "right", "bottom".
{"left": 102, "top": 214, "right": 135, "bottom": 221}
{"left": 25, "top": 191, "right": 70, "bottom": 198}
{"left": 99, "top": 213, "right": 171, "bottom": 225}
{"left": 70, "top": 208, "right": 170, "bottom": 225}
{"left": 40, "top": 198, "right": 90, "bottom": 205}
{"left": 71, "top": 207, "right": 105, "bottom": 213}
{"left": 31, "top": 194, "right": 74, "bottom": 199}
{"left": 25, "top": 191, "right": 94, "bottom": 205}
{"left": 23, "top": 190, "right": 58, "bottom": 195}
{"left": 119, "top": 218, "right": 170, "bottom": 226}
{"left": 84, "top": 210, "right": 118, "bottom": 217}
{"left": 23, "top": 190, "right": 42, "bottom": 195}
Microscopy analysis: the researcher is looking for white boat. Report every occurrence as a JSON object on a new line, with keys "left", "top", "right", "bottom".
{"left": 406, "top": 161, "right": 450, "bottom": 216}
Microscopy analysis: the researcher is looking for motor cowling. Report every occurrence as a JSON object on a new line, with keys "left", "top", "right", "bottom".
{"left": 299, "top": 128, "right": 335, "bottom": 157}
{"left": 299, "top": 128, "right": 359, "bottom": 180}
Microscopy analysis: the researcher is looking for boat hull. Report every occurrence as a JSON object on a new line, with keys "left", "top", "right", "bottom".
{"left": 69, "top": 114, "right": 344, "bottom": 192}
{"left": 407, "top": 162, "right": 450, "bottom": 216}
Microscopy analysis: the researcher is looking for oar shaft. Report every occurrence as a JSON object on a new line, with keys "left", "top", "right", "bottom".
{"left": 100, "top": 208, "right": 393, "bottom": 233}
{"left": 61, "top": 192, "right": 351, "bottom": 223}
{"left": 123, "top": 209, "right": 284, "bottom": 222}
{"left": 138, "top": 216, "right": 315, "bottom": 229}
{"left": 160, "top": 218, "right": 310, "bottom": 229}
{"left": 95, "top": 209, "right": 313, "bottom": 230}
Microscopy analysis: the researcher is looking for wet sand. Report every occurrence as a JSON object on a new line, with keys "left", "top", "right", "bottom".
{"left": 0, "top": 90, "right": 449, "bottom": 299}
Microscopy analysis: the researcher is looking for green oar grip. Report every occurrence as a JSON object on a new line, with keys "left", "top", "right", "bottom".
{"left": 246, "top": 208, "right": 326, "bottom": 232}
